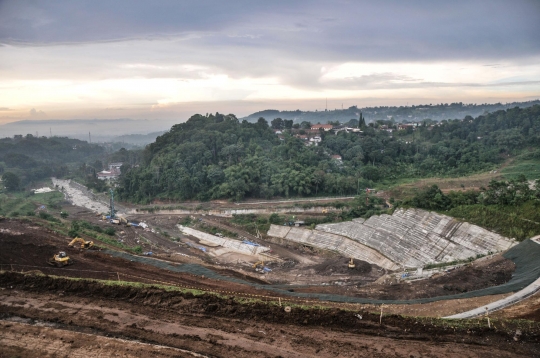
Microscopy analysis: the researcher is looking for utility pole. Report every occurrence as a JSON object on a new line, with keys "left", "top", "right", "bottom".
{"left": 89, "top": 131, "right": 91, "bottom": 143}
{"left": 109, "top": 189, "right": 116, "bottom": 218}
{"left": 50, "top": 127, "right": 52, "bottom": 137}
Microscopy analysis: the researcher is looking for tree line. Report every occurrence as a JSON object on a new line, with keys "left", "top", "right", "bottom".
{"left": 115, "top": 105, "right": 540, "bottom": 203}
{"left": 0, "top": 135, "right": 104, "bottom": 191}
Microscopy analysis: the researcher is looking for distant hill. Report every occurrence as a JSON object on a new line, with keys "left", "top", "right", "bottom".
{"left": 240, "top": 100, "right": 540, "bottom": 124}
{"left": 111, "top": 131, "right": 167, "bottom": 146}
{"left": 0, "top": 118, "right": 176, "bottom": 142}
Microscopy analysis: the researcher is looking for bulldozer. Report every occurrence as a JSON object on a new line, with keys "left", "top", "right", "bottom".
{"left": 348, "top": 257, "right": 356, "bottom": 269}
{"left": 48, "top": 251, "right": 73, "bottom": 267}
{"left": 68, "top": 237, "right": 94, "bottom": 249}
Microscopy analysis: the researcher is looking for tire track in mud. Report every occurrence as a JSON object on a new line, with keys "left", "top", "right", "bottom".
{"left": 1, "top": 320, "right": 208, "bottom": 358}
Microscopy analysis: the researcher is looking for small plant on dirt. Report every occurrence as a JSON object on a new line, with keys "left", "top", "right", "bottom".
{"left": 104, "top": 227, "right": 116, "bottom": 236}
{"left": 68, "top": 229, "right": 79, "bottom": 238}
{"left": 10, "top": 211, "right": 19, "bottom": 217}
{"left": 38, "top": 211, "right": 60, "bottom": 223}
{"left": 60, "top": 211, "right": 68, "bottom": 218}
{"left": 68, "top": 221, "right": 79, "bottom": 238}
{"left": 179, "top": 216, "right": 192, "bottom": 226}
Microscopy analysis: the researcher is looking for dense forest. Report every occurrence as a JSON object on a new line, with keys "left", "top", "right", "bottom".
{"left": 0, "top": 135, "right": 104, "bottom": 189}
{"left": 116, "top": 105, "right": 540, "bottom": 203}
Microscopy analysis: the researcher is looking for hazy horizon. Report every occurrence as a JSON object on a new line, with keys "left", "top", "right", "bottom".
{"left": 1, "top": 0, "right": 539, "bottom": 124}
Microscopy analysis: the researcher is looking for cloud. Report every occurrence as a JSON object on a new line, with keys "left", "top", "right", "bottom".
{"left": 0, "top": 0, "right": 538, "bottom": 62}
{"left": 29, "top": 108, "right": 46, "bottom": 118}
{"left": 0, "top": 0, "right": 539, "bottom": 118}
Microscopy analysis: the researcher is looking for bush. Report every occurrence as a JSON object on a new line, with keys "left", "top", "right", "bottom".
{"left": 60, "top": 211, "right": 68, "bottom": 218}
{"left": 269, "top": 213, "right": 283, "bottom": 224}
{"left": 104, "top": 227, "right": 116, "bottom": 236}
{"left": 38, "top": 211, "right": 59, "bottom": 222}
{"left": 26, "top": 211, "right": 35, "bottom": 216}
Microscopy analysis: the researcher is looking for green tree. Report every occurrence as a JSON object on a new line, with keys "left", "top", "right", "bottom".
{"left": 2, "top": 172, "right": 20, "bottom": 191}
{"left": 271, "top": 117, "right": 284, "bottom": 129}
{"left": 358, "top": 112, "right": 366, "bottom": 129}
{"left": 283, "top": 119, "right": 294, "bottom": 129}
{"left": 300, "top": 121, "right": 312, "bottom": 129}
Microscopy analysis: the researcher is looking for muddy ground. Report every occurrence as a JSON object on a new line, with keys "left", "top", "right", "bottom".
{"left": 0, "top": 217, "right": 519, "bottom": 302}
{"left": 2, "top": 205, "right": 540, "bottom": 356}
{"left": 1, "top": 271, "right": 540, "bottom": 358}
{"left": 295, "top": 255, "right": 516, "bottom": 300}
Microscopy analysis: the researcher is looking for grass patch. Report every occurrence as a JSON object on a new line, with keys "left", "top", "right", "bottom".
{"left": 0, "top": 190, "right": 65, "bottom": 217}
{"left": 196, "top": 222, "right": 239, "bottom": 239}
{"left": 501, "top": 159, "right": 540, "bottom": 180}
{"left": 447, "top": 202, "right": 540, "bottom": 241}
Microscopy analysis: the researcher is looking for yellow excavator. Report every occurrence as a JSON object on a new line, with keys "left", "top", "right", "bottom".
{"left": 48, "top": 251, "right": 73, "bottom": 267}
{"left": 68, "top": 237, "right": 94, "bottom": 249}
{"left": 348, "top": 257, "right": 356, "bottom": 269}
{"left": 253, "top": 261, "right": 265, "bottom": 272}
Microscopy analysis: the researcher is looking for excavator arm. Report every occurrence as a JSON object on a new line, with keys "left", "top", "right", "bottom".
{"left": 68, "top": 237, "right": 94, "bottom": 249}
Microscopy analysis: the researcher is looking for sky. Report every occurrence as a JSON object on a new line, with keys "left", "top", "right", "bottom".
{"left": 1, "top": 0, "right": 539, "bottom": 124}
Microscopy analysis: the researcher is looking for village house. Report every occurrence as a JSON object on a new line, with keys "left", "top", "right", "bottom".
{"left": 311, "top": 124, "right": 334, "bottom": 131}
{"left": 97, "top": 162, "right": 123, "bottom": 180}
{"left": 331, "top": 154, "right": 342, "bottom": 162}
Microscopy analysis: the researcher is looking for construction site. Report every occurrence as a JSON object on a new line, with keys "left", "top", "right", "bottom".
{"left": 1, "top": 179, "right": 540, "bottom": 357}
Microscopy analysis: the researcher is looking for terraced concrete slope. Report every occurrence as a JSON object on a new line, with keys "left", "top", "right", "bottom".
{"left": 267, "top": 225, "right": 400, "bottom": 270}
{"left": 268, "top": 208, "right": 516, "bottom": 269}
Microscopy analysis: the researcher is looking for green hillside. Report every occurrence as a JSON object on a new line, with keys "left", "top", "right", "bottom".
{"left": 116, "top": 105, "right": 540, "bottom": 203}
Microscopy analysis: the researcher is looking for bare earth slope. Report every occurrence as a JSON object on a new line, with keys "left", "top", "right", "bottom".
{"left": 1, "top": 272, "right": 539, "bottom": 358}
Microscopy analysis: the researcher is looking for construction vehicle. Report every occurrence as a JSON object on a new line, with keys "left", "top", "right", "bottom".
{"left": 348, "top": 257, "right": 356, "bottom": 269}
{"left": 322, "top": 209, "right": 328, "bottom": 214}
{"left": 253, "top": 261, "right": 265, "bottom": 272}
{"left": 48, "top": 251, "right": 73, "bottom": 267}
{"left": 68, "top": 237, "right": 94, "bottom": 249}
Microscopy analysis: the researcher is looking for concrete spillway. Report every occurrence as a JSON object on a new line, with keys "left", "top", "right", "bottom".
{"left": 267, "top": 208, "right": 516, "bottom": 269}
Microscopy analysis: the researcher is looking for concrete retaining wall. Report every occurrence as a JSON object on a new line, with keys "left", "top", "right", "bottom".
{"left": 267, "top": 224, "right": 399, "bottom": 270}
{"left": 178, "top": 225, "right": 270, "bottom": 256}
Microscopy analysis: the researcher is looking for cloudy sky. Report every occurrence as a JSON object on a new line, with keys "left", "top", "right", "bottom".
{"left": 1, "top": 0, "right": 539, "bottom": 123}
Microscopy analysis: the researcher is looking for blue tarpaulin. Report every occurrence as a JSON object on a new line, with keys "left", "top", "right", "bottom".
{"left": 242, "top": 240, "right": 260, "bottom": 246}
